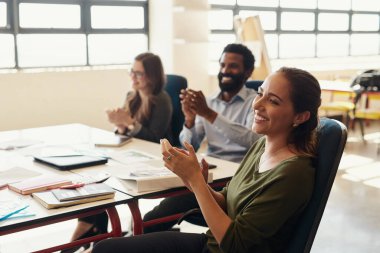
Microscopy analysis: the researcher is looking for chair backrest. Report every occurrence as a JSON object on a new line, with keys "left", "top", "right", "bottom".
{"left": 245, "top": 80, "right": 264, "bottom": 91}
{"left": 164, "top": 74, "right": 188, "bottom": 147}
{"left": 287, "top": 117, "right": 347, "bottom": 253}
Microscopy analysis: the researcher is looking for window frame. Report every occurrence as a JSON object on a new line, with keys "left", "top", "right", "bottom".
{"left": 210, "top": 1, "right": 380, "bottom": 59}
{"left": 0, "top": 0, "right": 149, "bottom": 69}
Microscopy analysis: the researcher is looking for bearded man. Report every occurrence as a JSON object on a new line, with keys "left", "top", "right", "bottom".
{"left": 143, "top": 43, "right": 261, "bottom": 233}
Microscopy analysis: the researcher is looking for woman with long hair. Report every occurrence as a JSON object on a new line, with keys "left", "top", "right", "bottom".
{"left": 63, "top": 52, "right": 172, "bottom": 253}
{"left": 107, "top": 52, "right": 173, "bottom": 142}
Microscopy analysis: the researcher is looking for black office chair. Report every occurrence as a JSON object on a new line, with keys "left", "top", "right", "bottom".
{"left": 245, "top": 80, "right": 264, "bottom": 91}
{"left": 288, "top": 117, "right": 347, "bottom": 252}
{"left": 179, "top": 118, "right": 347, "bottom": 253}
{"left": 164, "top": 74, "right": 188, "bottom": 147}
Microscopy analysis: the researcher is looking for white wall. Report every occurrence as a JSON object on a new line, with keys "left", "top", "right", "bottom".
{"left": 150, "top": 0, "right": 210, "bottom": 92}
{"left": 0, "top": 69, "right": 129, "bottom": 131}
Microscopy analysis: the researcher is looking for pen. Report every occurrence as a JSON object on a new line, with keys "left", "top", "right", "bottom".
{"left": 0, "top": 205, "right": 29, "bottom": 221}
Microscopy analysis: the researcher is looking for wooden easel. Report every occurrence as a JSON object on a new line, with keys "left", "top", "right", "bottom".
{"left": 234, "top": 15, "right": 272, "bottom": 80}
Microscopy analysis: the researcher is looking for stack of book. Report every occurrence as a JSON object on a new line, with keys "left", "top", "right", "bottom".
{"left": 32, "top": 183, "right": 115, "bottom": 209}
{"left": 8, "top": 174, "right": 72, "bottom": 195}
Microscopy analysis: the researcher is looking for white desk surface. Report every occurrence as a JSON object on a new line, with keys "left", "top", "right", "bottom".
{"left": 0, "top": 123, "right": 240, "bottom": 226}
{"left": 69, "top": 129, "right": 240, "bottom": 197}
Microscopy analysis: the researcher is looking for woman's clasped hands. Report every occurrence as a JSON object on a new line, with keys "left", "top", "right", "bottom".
{"left": 160, "top": 139, "right": 209, "bottom": 191}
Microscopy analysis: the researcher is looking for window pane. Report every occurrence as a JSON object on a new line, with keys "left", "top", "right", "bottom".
{"left": 318, "top": 13, "right": 349, "bottom": 31}
{"left": 281, "top": 12, "right": 314, "bottom": 31}
{"left": 237, "top": 0, "right": 279, "bottom": 7}
{"left": 91, "top": 6, "right": 144, "bottom": 29}
{"left": 317, "top": 34, "right": 349, "bottom": 57}
{"left": 208, "top": 34, "right": 236, "bottom": 73}
{"left": 239, "top": 11, "right": 277, "bottom": 30}
{"left": 352, "top": 0, "right": 380, "bottom": 12}
{"left": 0, "top": 34, "right": 15, "bottom": 68}
{"left": 352, "top": 14, "right": 379, "bottom": 31}
{"left": 19, "top": 3, "right": 80, "bottom": 29}
{"left": 17, "top": 34, "right": 86, "bottom": 67}
{"left": 209, "top": 34, "right": 236, "bottom": 61}
{"left": 318, "top": 0, "right": 351, "bottom": 10}
{"left": 264, "top": 34, "right": 278, "bottom": 58}
{"left": 350, "top": 34, "right": 379, "bottom": 56}
{"left": 279, "top": 34, "right": 315, "bottom": 58}
{"left": 280, "top": 0, "right": 316, "bottom": 9}
{"left": 209, "top": 10, "right": 233, "bottom": 30}
{"left": 209, "top": 0, "right": 236, "bottom": 5}
{"left": 88, "top": 34, "right": 148, "bottom": 65}
{"left": 0, "top": 2, "right": 6, "bottom": 27}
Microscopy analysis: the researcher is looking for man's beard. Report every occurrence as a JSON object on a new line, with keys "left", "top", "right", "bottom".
{"left": 218, "top": 72, "right": 245, "bottom": 93}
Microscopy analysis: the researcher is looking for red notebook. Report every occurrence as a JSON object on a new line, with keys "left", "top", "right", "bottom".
{"left": 8, "top": 175, "right": 71, "bottom": 195}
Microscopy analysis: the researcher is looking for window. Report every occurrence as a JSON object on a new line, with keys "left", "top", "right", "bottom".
{"left": 1, "top": 0, "right": 148, "bottom": 69}
{"left": 0, "top": 34, "right": 15, "bottom": 68}
{"left": 91, "top": 6, "right": 145, "bottom": 29}
{"left": 317, "top": 34, "right": 349, "bottom": 57}
{"left": 19, "top": 3, "right": 81, "bottom": 29}
{"left": 0, "top": 2, "right": 6, "bottom": 27}
{"left": 209, "top": 10, "right": 234, "bottom": 30}
{"left": 281, "top": 12, "right": 315, "bottom": 31}
{"left": 239, "top": 10, "right": 277, "bottom": 30}
{"left": 352, "top": 0, "right": 380, "bottom": 12}
{"left": 237, "top": 0, "right": 279, "bottom": 8}
{"left": 279, "top": 34, "right": 316, "bottom": 58}
{"left": 318, "top": 0, "right": 351, "bottom": 10}
{"left": 280, "top": 0, "right": 316, "bottom": 9}
{"left": 318, "top": 13, "right": 349, "bottom": 31}
{"left": 209, "top": 0, "right": 380, "bottom": 60}
{"left": 17, "top": 34, "right": 86, "bottom": 68}
{"left": 352, "top": 14, "right": 379, "bottom": 31}
{"left": 351, "top": 34, "right": 380, "bottom": 56}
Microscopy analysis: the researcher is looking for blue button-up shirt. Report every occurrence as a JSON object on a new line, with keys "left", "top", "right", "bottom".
{"left": 179, "top": 85, "right": 260, "bottom": 163}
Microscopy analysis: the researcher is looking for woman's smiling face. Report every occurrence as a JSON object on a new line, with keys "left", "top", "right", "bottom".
{"left": 251, "top": 72, "right": 298, "bottom": 137}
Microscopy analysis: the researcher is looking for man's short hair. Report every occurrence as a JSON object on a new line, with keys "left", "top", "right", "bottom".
{"left": 222, "top": 43, "right": 255, "bottom": 72}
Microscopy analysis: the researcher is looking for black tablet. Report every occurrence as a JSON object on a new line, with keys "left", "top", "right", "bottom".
{"left": 34, "top": 155, "right": 108, "bottom": 170}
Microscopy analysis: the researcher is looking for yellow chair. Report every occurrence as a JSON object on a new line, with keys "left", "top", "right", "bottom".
{"left": 354, "top": 92, "right": 380, "bottom": 154}
{"left": 320, "top": 90, "right": 356, "bottom": 127}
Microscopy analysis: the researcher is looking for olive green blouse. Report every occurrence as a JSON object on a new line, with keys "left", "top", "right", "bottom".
{"left": 206, "top": 137, "right": 315, "bottom": 253}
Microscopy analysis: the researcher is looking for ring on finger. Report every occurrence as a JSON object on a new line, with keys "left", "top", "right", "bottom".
{"left": 166, "top": 155, "right": 172, "bottom": 161}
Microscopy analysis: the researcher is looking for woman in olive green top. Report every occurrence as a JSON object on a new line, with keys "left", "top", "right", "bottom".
{"left": 93, "top": 67, "right": 321, "bottom": 253}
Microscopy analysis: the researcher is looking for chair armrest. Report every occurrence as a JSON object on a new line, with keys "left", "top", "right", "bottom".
{"left": 177, "top": 208, "right": 202, "bottom": 225}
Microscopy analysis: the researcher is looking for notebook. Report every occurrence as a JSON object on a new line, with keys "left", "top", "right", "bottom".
{"left": 8, "top": 175, "right": 72, "bottom": 195}
{"left": 52, "top": 183, "right": 115, "bottom": 201}
{"left": 32, "top": 190, "right": 115, "bottom": 209}
{"left": 33, "top": 155, "right": 108, "bottom": 170}
{"left": 0, "top": 167, "right": 41, "bottom": 188}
